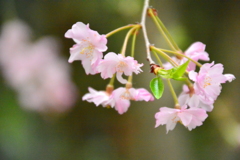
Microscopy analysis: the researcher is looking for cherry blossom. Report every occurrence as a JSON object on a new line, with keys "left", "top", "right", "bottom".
{"left": 97, "top": 52, "right": 143, "bottom": 84}
{"left": 163, "top": 42, "right": 209, "bottom": 71}
{"left": 189, "top": 62, "right": 234, "bottom": 101}
{"left": 65, "top": 22, "right": 107, "bottom": 75}
{"left": 178, "top": 85, "right": 214, "bottom": 112}
{"left": 111, "top": 87, "right": 154, "bottom": 114}
{"left": 155, "top": 106, "right": 208, "bottom": 133}
{"left": 82, "top": 87, "right": 114, "bottom": 107}
{"left": 184, "top": 42, "right": 209, "bottom": 71}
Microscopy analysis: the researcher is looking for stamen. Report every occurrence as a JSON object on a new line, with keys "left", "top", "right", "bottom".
{"left": 120, "top": 89, "right": 132, "bottom": 100}
{"left": 203, "top": 76, "right": 212, "bottom": 88}
{"left": 171, "top": 116, "right": 178, "bottom": 123}
{"left": 116, "top": 61, "right": 127, "bottom": 72}
{"left": 79, "top": 40, "right": 94, "bottom": 59}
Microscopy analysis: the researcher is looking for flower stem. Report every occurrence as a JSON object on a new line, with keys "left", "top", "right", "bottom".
{"left": 148, "top": 8, "right": 178, "bottom": 52}
{"left": 152, "top": 49, "right": 163, "bottom": 66}
{"left": 108, "top": 74, "right": 116, "bottom": 86}
{"left": 128, "top": 75, "right": 133, "bottom": 83}
{"left": 167, "top": 79, "right": 179, "bottom": 105}
{"left": 131, "top": 28, "right": 139, "bottom": 57}
{"left": 160, "top": 48, "right": 202, "bottom": 68}
{"left": 140, "top": 0, "right": 155, "bottom": 64}
{"left": 121, "top": 25, "right": 140, "bottom": 56}
{"left": 106, "top": 24, "right": 139, "bottom": 38}
{"left": 154, "top": 12, "right": 181, "bottom": 51}
{"left": 150, "top": 46, "right": 178, "bottom": 67}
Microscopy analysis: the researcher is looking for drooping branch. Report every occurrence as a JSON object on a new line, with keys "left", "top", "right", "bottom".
{"left": 140, "top": 0, "right": 155, "bottom": 64}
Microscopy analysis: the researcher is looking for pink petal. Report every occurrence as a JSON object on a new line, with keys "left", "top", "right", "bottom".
{"left": 189, "top": 71, "right": 198, "bottom": 81}
{"left": 188, "top": 94, "right": 200, "bottom": 108}
{"left": 72, "top": 22, "right": 90, "bottom": 40}
{"left": 115, "top": 99, "right": 130, "bottom": 114}
{"left": 64, "top": 29, "right": 73, "bottom": 38}
{"left": 178, "top": 111, "right": 192, "bottom": 126}
{"left": 224, "top": 74, "right": 235, "bottom": 82}
{"left": 198, "top": 101, "right": 214, "bottom": 112}
{"left": 178, "top": 93, "right": 189, "bottom": 106}
{"left": 81, "top": 58, "right": 96, "bottom": 75}
{"left": 116, "top": 72, "right": 128, "bottom": 84}
{"left": 135, "top": 88, "right": 154, "bottom": 101}
{"left": 185, "top": 42, "right": 206, "bottom": 55}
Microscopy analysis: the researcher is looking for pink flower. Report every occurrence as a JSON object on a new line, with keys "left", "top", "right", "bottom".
{"left": 97, "top": 52, "right": 143, "bottom": 84}
{"left": 111, "top": 87, "right": 154, "bottom": 114}
{"left": 82, "top": 87, "right": 114, "bottom": 107}
{"left": 189, "top": 62, "right": 233, "bottom": 101}
{"left": 65, "top": 22, "right": 107, "bottom": 75}
{"left": 178, "top": 85, "right": 214, "bottom": 112}
{"left": 155, "top": 106, "right": 208, "bottom": 133}
{"left": 184, "top": 42, "right": 209, "bottom": 71}
{"left": 163, "top": 42, "right": 209, "bottom": 71}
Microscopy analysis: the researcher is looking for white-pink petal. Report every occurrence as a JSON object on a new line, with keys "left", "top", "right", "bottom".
{"left": 82, "top": 87, "right": 112, "bottom": 107}
{"left": 224, "top": 74, "right": 235, "bottom": 82}
{"left": 134, "top": 88, "right": 154, "bottom": 101}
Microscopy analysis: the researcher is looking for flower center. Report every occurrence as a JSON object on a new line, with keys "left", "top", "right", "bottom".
{"left": 203, "top": 76, "right": 212, "bottom": 88}
{"left": 79, "top": 40, "right": 94, "bottom": 59}
{"left": 171, "top": 116, "right": 179, "bottom": 123}
{"left": 120, "top": 89, "right": 132, "bottom": 100}
{"left": 116, "top": 61, "right": 127, "bottom": 72}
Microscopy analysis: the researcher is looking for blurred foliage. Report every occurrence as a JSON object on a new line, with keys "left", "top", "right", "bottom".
{"left": 0, "top": 0, "right": 239, "bottom": 160}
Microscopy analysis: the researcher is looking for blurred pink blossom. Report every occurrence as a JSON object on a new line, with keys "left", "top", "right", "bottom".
{"left": 0, "top": 19, "right": 77, "bottom": 113}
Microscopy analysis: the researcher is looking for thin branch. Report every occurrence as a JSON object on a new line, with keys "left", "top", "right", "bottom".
{"left": 140, "top": 0, "right": 155, "bottom": 64}
{"left": 121, "top": 26, "right": 140, "bottom": 56}
{"left": 106, "top": 24, "right": 136, "bottom": 38}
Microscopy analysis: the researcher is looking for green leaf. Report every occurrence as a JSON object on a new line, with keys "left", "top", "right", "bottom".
{"left": 157, "top": 68, "right": 173, "bottom": 79}
{"left": 150, "top": 77, "right": 164, "bottom": 99}
{"left": 171, "top": 60, "right": 190, "bottom": 79}
{"left": 172, "top": 77, "right": 187, "bottom": 81}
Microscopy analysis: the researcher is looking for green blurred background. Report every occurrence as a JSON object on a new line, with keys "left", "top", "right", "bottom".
{"left": 0, "top": 0, "right": 239, "bottom": 159}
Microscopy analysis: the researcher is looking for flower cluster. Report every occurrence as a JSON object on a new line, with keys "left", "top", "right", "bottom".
{"left": 65, "top": 22, "right": 143, "bottom": 83}
{"left": 83, "top": 85, "right": 153, "bottom": 114}
{"left": 65, "top": 22, "right": 153, "bottom": 114}
{"left": 65, "top": 5, "right": 235, "bottom": 134}
{"left": 155, "top": 60, "right": 235, "bottom": 133}
{"left": 0, "top": 20, "right": 77, "bottom": 113}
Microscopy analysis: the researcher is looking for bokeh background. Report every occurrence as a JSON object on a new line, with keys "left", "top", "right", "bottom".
{"left": 0, "top": 0, "right": 239, "bottom": 160}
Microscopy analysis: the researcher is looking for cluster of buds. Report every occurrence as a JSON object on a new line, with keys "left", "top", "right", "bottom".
{"left": 65, "top": 4, "right": 235, "bottom": 133}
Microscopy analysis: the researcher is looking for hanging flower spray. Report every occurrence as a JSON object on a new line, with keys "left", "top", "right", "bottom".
{"left": 65, "top": 0, "right": 235, "bottom": 133}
